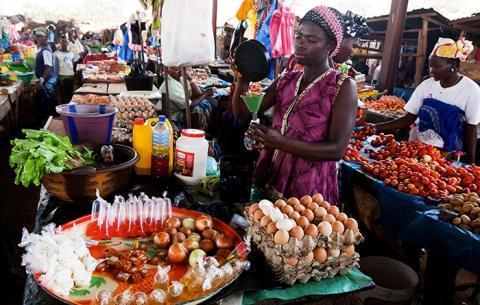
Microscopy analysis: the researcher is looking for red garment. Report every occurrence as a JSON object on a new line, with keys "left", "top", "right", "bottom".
{"left": 82, "top": 54, "right": 117, "bottom": 64}
{"left": 269, "top": 4, "right": 295, "bottom": 58}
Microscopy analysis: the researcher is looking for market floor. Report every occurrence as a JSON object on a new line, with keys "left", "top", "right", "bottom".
{"left": 0, "top": 134, "right": 39, "bottom": 305}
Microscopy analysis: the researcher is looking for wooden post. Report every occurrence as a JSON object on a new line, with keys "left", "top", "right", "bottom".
{"left": 163, "top": 66, "right": 171, "bottom": 118}
{"left": 414, "top": 17, "right": 429, "bottom": 87}
{"left": 181, "top": 67, "right": 192, "bottom": 128}
{"left": 378, "top": 0, "right": 409, "bottom": 92}
{"left": 212, "top": 0, "right": 218, "bottom": 57}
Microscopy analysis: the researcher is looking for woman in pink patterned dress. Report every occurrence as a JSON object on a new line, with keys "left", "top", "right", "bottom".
{"left": 232, "top": 6, "right": 357, "bottom": 204}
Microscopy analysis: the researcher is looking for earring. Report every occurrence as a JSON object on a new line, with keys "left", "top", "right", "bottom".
{"left": 451, "top": 68, "right": 455, "bottom": 72}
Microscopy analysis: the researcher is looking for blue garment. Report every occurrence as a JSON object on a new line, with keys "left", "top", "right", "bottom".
{"left": 417, "top": 97, "right": 465, "bottom": 152}
{"left": 118, "top": 30, "right": 133, "bottom": 62}
{"left": 256, "top": 1, "right": 277, "bottom": 80}
{"left": 35, "top": 46, "right": 57, "bottom": 81}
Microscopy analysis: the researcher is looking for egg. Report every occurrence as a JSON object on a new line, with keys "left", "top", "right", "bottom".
{"left": 304, "top": 224, "right": 318, "bottom": 239}
{"left": 342, "top": 245, "right": 355, "bottom": 256}
{"left": 312, "top": 193, "right": 324, "bottom": 204}
{"left": 290, "top": 226, "right": 304, "bottom": 240}
{"left": 274, "top": 199, "right": 287, "bottom": 209}
{"left": 267, "top": 222, "right": 278, "bottom": 235}
{"left": 276, "top": 219, "right": 295, "bottom": 231}
{"left": 260, "top": 215, "right": 272, "bottom": 227}
{"left": 294, "top": 204, "right": 305, "bottom": 213}
{"left": 307, "top": 202, "right": 319, "bottom": 212}
{"left": 332, "top": 221, "right": 345, "bottom": 234}
{"left": 300, "top": 195, "right": 312, "bottom": 206}
{"left": 336, "top": 212, "right": 348, "bottom": 223}
{"left": 323, "top": 214, "right": 336, "bottom": 224}
{"left": 296, "top": 216, "right": 309, "bottom": 228}
{"left": 314, "top": 207, "right": 328, "bottom": 218}
{"left": 283, "top": 256, "right": 298, "bottom": 266}
{"left": 248, "top": 203, "right": 260, "bottom": 216}
{"left": 269, "top": 208, "right": 284, "bottom": 222}
{"left": 274, "top": 229, "right": 289, "bottom": 245}
{"left": 287, "top": 197, "right": 300, "bottom": 206}
{"left": 289, "top": 211, "right": 301, "bottom": 221}
{"left": 314, "top": 247, "right": 327, "bottom": 263}
{"left": 320, "top": 201, "right": 331, "bottom": 210}
{"left": 267, "top": 221, "right": 277, "bottom": 234}
{"left": 253, "top": 210, "right": 264, "bottom": 221}
{"left": 327, "top": 206, "right": 340, "bottom": 217}
{"left": 281, "top": 205, "right": 294, "bottom": 216}
{"left": 344, "top": 218, "right": 359, "bottom": 232}
{"left": 327, "top": 248, "right": 341, "bottom": 258}
{"left": 302, "top": 251, "right": 314, "bottom": 264}
{"left": 259, "top": 199, "right": 274, "bottom": 212}
{"left": 318, "top": 221, "right": 333, "bottom": 237}
{"left": 301, "top": 209, "right": 315, "bottom": 222}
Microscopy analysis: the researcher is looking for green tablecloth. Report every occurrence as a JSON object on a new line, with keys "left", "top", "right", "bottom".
{"left": 242, "top": 268, "right": 374, "bottom": 305}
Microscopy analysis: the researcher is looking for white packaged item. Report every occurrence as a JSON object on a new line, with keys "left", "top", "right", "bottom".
{"left": 161, "top": 0, "right": 215, "bottom": 67}
{"left": 174, "top": 129, "right": 208, "bottom": 185}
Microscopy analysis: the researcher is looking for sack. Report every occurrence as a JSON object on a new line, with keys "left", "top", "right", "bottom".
{"left": 161, "top": 0, "right": 215, "bottom": 67}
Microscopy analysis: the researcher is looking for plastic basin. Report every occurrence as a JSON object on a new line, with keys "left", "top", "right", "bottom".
{"left": 56, "top": 104, "right": 118, "bottom": 145}
{"left": 17, "top": 72, "right": 34, "bottom": 85}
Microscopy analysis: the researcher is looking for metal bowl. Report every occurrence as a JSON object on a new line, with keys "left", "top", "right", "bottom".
{"left": 42, "top": 144, "right": 139, "bottom": 202}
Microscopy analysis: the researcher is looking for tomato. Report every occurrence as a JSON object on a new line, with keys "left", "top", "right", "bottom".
{"left": 469, "top": 184, "right": 477, "bottom": 192}
{"left": 411, "top": 176, "right": 419, "bottom": 183}
{"left": 410, "top": 188, "right": 420, "bottom": 195}
{"left": 437, "top": 181, "right": 447, "bottom": 190}
{"left": 447, "top": 177, "right": 458, "bottom": 187}
{"left": 391, "top": 179, "right": 399, "bottom": 187}
{"left": 421, "top": 177, "right": 430, "bottom": 185}
{"left": 446, "top": 185, "right": 456, "bottom": 193}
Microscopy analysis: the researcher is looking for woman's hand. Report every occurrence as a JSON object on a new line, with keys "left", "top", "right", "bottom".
{"left": 204, "top": 87, "right": 215, "bottom": 97}
{"left": 247, "top": 123, "right": 284, "bottom": 150}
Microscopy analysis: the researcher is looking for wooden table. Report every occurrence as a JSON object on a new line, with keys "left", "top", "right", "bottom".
{"left": 74, "top": 83, "right": 108, "bottom": 95}
{"left": 106, "top": 82, "right": 127, "bottom": 95}
{"left": 0, "top": 82, "right": 23, "bottom": 134}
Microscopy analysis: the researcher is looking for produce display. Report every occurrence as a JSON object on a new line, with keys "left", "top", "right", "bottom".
{"left": 71, "top": 94, "right": 110, "bottom": 105}
{"left": 9, "top": 129, "right": 96, "bottom": 187}
{"left": 437, "top": 193, "right": 480, "bottom": 234}
{"left": 363, "top": 95, "right": 406, "bottom": 117}
{"left": 245, "top": 195, "right": 363, "bottom": 285}
{"left": 84, "top": 73, "right": 124, "bottom": 83}
{"left": 190, "top": 68, "right": 231, "bottom": 88}
{"left": 110, "top": 96, "right": 157, "bottom": 143}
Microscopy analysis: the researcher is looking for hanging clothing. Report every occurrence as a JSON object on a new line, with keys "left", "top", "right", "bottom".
{"left": 256, "top": 2, "right": 277, "bottom": 79}
{"left": 269, "top": 4, "right": 295, "bottom": 58}
{"left": 244, "top": 8, "right": 258, "bottom": 40}
{"left": 236, "top": 0, "right": 254, "bottom": 21}
{"left": 253, "top": 69, "right": 346, "bottom": 203}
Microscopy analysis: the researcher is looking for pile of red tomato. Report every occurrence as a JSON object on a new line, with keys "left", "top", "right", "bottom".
{"left": 352, "top": 124, "right": 376, "bottom": 141}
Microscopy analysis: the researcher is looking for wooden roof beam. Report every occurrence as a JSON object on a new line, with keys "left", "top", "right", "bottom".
{"left": 452, "top": 24, "right": 480, "bottom": 35}
{"left": 367, "top": 12, "right": 436, "bottom": 23}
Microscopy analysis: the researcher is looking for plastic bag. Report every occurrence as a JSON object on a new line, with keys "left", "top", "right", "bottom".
{"left": 161, "top": 0, "right": 215, "bottom": 67}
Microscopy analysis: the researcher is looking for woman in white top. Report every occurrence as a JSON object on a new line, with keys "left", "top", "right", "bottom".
{"left": 376, "top": 37, "right": 480, "bottom": 163}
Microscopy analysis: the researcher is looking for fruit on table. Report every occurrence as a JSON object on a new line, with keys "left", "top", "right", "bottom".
{"left": 364, "top": 95, "right": 405, "bottom": 111}
{"left": 437, "top": 193, "right": 480, "bottom": 234}
{"left": 352, "top": 124, "right": 376, "bottom": 141}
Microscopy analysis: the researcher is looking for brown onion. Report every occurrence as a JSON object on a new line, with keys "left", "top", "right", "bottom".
{"left": 168, "top": 243, "right": 188, "bottom": 263}
{"left": 165, "top": 227, "right": 177, "bottom": 236}
{"left": 153, "top": 232, "right": 170, "bottom": 248}
{"left": 179, "top": 227, "right": 192, "bottom": 235}
{"left": 195, "top": 215, "right": 213, "bottom": 232}
{"left": 166, "top": 217, "right": 181, "bottom": 229}
{"left": 202, "top": 229, "right": 219, "bottom": 240}
{"left": 199, "top": 239, "right": 215, "bottom": 253}
{"left": 172, "top": 232, "right": 186, "bottom": 243}
{"left": 215, "top": 234, "right": 234, "bottom": 249}
{"left": 182, "top": 238, "right": 200, "bottom": 251}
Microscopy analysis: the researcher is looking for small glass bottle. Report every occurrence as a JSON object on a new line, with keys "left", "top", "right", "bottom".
{"left": 95, "top": 289, "right": 112, "bottom": 305}
{"left": 148, "top": 289, "right": 166, "bottom": 305}
{"left": 153, "top": 265, "right": 170, "bottom": 292}
{"left": 166, "top": 281, "right": 185, "bottom": 304}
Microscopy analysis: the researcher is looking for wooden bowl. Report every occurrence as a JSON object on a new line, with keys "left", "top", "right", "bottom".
{"left": 42, "top": 144, "right": 139, "bottom": 202}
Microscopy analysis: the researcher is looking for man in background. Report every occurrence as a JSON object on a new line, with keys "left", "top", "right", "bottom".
{"left": 54, "top": 36, "right": 74, "bottom": 104}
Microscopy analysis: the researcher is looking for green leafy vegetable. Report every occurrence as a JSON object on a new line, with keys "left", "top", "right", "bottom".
{"left": 9, "top": 129, "right": 97, "bottom": 187}
{"left": 69, "top": 289, "right": 90, "bottom": 297}
{"left": 89, "top": 276, "right": 106, "bottom": 288}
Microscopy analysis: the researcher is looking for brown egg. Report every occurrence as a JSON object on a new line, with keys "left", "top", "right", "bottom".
{"left": 287, "top": 197, "right": 300, "bottom": 206}
{"left": 294, "top": 204, "right": 305, "bottom": 213}
{"left": 314, "top": 207, "right": 328, "bottom": 218}
{"left": 290, "top": 226, "right": 304, "bottom": 240}
{"left": 302, "top": 251, "right": 314, "bottom": 264}
{"left": 328, "top": 206, "right": 340, "bottom": 217}
{"left": 253, "top": 210, "right": 264, "bottom": 221}
{"left": 300, "top": 195, "right": 312, "bottom": 206}
{"left": 249, "top": 203, "right": 260, "bottom": 216}
{"left": 344, "top": 218, "right": 359, "bottom": 232}
{"left": 289, "top": 211, "right": 301, "bottom": 221}
{"left": 307, "top": 202, "right": 319, "bottom": 212}
{"left": 327, "top": 248, "right": 341, "bottom": 258}
{"left": 318, "top": 221, "right": 333, "bottom": 237}
{"left": 314, "top": 247, "right": 327, "bottom": 263}
{"left": 274, "top": 229, "right": 290, "bottom": 245}
{"left": 336, "top": 212, "right": 348, "bottom": 223}
{"left": 274, "top": 199, "right": 287, "bottom": 209}
{"left": 320, "top": 201, "right": 331, "bottom": 210}
{"left": 304, "top": 224, "right": 318, "bottom": 239}
{"left": 260, "top": 215, "right": 272, "bottom": 227}
{"left": 342, "top": 245, "right": 355, "bottom": 256}
{"left": 296, "top": 216, "right": 309, "bottom": 228}
{"left": 281, "top": 205, "right": 294, "bottom": 216}
{"left": 312, "top": 193, "right": 324, "bottom": 204}
{"left": 283, "top": 256, "right": 298, "bottom": 266}
{"left": 323, "top": 214, "right": 336, "bottom": 224}
{"left": 332, "top": 221, "right": 345, "bottom": 234}
{"left": 302, "top": 209, "right": 315, "bottom": 222}
{"left": 266, "top": 222, "right": 278, "bottom": 235}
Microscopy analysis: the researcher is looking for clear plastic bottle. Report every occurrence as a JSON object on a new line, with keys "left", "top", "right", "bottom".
{"left": 151, "top": 115, "right": 171, "bottom": 179}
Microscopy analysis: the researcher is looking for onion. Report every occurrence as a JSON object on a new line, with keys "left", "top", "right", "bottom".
{"left": 199, "top": 239, "right": 215, "bottom": 253}
{"left": 153, "top": 232, "right": 170, "bottom": 248}
{"left": 215, "top": 234, "right": 234, "bottom": 249}
{"left": 165, "top": 227, "right": 177, "bottom": 236}
{"left": 172, "top": 232, "right": 186, "bottom": 243}
{"left": 182, "top": 238, "right": 199, "bottom": 251}
{"left": 166, "top": 217, "right": 181, "bottom": 229}
{"left": 187, "top": 232, "right": 201, "bottom": 242}
{"left": 195, "top": 215, "right": 213, "bottom": 232}
{"left": 201, "top": 229, "right": 218, "bottom": 240}
{"left": 179, "top": 227, "right": 192, "bottom": 235}
{"left": 168, "top": 243, "right": 188, "bottom": 263}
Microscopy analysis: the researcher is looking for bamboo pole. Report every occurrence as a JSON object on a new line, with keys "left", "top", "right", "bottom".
{"left": 181, "top": 67, "right": 192, "bottom": 128}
